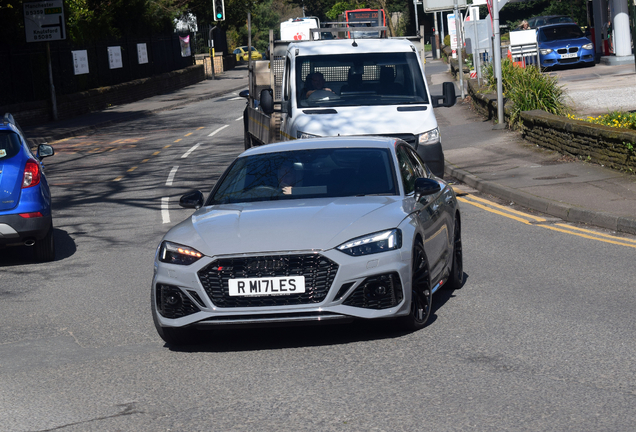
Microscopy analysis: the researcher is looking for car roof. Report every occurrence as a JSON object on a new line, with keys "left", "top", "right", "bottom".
{"left": 241, "top": 136, "right": 399, "bottom": 156}
{"left": 528, "top": 15, "right": 574, "bottom": 26}
{"left": 538, "top": 23, "right": 581, "bottom": 30}
{"left": 1, "top": 113, "right": 23, "bottom": 135}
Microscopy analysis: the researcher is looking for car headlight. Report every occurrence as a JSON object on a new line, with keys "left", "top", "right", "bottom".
{"left": 540, "top": 48, "right": 553, "bottom": 55}
{"left": 337, "top": 229, "right": 402, "bottom": 256}
{"left": 418, "top": 128, "right": 440, "bottom": 146}
{"left": 297, "top": 131, "right": 320, "bottom": 139}
{"left": 582, "top": 43, "right": 593, "bottom": 50}
{"left": 159, "top": 241, "right": 203, "bottom": 265}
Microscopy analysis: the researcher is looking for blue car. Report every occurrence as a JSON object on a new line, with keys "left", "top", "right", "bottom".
{"left": 0, "top": 113, "right": 56, "bottom": 262}
{"left": 538, "top": 23, "right": 595, "bottom": 69}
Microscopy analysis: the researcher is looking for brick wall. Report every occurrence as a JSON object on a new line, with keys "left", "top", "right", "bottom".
{"left": 2, "top": 65, "right": 205, "bottom": 128}
{"left": 467, "top": 79, "right": 636, "bottom": 173}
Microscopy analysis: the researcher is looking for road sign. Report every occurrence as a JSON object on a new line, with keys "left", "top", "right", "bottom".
{"left": 23, "top": 0, "right": 66, "bottom": 42}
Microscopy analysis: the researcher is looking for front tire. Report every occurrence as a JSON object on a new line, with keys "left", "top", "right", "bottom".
{"left": 446, "top": 215, "right": 464, "bottom": 290}
{"left": 397, "top": 240, "right": 432, "bottom": 331}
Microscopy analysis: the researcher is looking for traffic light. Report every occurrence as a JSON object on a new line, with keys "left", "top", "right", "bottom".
{"left": 212, "top": 0, "right": 225, "bottom": 21}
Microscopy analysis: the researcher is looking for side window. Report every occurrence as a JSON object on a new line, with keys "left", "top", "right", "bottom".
{"left": 404, "top": 146, "right": 431, "bottom": 179}
{"left": 396, "top": 146, "right": 417, "bottom": 195}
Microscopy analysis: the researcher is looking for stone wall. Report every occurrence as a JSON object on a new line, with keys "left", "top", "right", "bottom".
{"left": 2, "top": 65, "right": 205, "bottom": 128}
{"left": 467, "top": 79, "right": 636, "bottom": 173}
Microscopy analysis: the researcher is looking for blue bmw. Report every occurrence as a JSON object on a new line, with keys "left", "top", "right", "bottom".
{"left": 0, "top": 113, "right": 56, "bottom": 262}
{"left": 538, "top": 23, "right": 595, "bottom": 69}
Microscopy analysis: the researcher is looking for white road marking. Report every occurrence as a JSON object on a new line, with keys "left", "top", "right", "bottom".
{"left": 208, "top": 124, "right": 229, "bottom": 137}
{"left": 166, "top": 166, "right": 178, "bottom": 186}
{"left": 236, "top": 116, "right": 243, "bottom": 121}
{"left": 227, "top": 97, "right": 243, "bottom": 101}
{"left": 161, "top": 197, "right": 170, "bottom": 224}
{"left": 181, "top": 143, "right": 201, "bottom": 158}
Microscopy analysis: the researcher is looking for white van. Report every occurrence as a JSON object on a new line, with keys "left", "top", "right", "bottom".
{"left": 280, "top": 17, "right": 320, "bottom": 41}
{"left": 245, "top": 38, "right": 456, "bottom": 177}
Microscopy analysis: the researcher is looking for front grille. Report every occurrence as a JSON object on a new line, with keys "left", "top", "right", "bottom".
{"left": 198, "top": 254, "right": 339, "bottom": 308}
{"left": 343, "top": 273, "right": 403, "bottom": 309}
{"left": 557, "top": 47, "right": 578, "bottom": 54}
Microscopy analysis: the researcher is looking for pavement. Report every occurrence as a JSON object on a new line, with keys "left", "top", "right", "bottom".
{"left": 21, "top": 60, "right": 636, "bottom": 236}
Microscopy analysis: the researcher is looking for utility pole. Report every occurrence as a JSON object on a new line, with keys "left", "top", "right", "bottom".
{"left": 433, "top": 12, "right": 441, "bottom": 59}
{"left": 492, "top": 0, "right": 505, "bottom": 128}
{"left": 454, "top": 0, "right": 464, "bottom": 100}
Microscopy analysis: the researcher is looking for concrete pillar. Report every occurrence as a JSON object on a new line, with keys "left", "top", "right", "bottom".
{"left": 612, "top": 0, "right": 632, "bottom": 56}
{"left": 592, "top": 0, "right": 605, "bottom": 59}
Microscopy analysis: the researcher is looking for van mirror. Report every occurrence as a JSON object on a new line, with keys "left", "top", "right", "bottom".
{"left": 239, "top": 89, "right": 249, "bottom": 99}
{"left": 431, "top": 82, "right": 457, "bottom": 108}
{"left": 259, "top": 88, "right": 274, "bottom": 115}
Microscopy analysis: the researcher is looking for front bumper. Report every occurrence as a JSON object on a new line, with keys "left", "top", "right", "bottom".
{"left": 540, "top": 49, "right": 595, "bottom": 68}
{"left": 152, "top": 246, "right": 413, "bottom": 329}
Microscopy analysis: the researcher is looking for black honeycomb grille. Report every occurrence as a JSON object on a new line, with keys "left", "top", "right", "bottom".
{"left": 342, "top": 273, "right": 403, "bottom": 309}
{"left": 198, "top": 254, "right": 339, "bottom": 308}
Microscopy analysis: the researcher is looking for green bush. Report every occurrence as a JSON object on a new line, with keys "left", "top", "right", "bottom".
{"left": 444, "top": 34, "right": 450, "bottom": 46}
{"left": 483, "top": 59, "right": 570, "bottom": 126}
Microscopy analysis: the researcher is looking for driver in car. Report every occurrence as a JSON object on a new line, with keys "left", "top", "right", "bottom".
{"left": 305, "top": 72, "right": 334, "bottom": 98}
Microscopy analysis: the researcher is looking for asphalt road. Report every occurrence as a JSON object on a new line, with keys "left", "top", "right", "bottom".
{"left": 1, "top": 90, "right": 636, "bottom": 431}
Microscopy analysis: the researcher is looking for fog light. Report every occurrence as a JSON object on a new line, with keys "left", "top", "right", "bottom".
{"left": 165, "top": 293, "right": 181, "bottom": 306}
{"left": 365, "top": 280, "right": 389, "bottom": 299}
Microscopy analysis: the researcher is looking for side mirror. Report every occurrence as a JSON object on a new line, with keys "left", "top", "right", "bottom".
{"left": 431, "top": 82, "right": 457, "bottom": 108}
{"left": 260, "top": 88, "right": 274, "bottom": 115}
{"left": 179, "top": 190, "right": 204, "bottom": 209}
{"left": 239, "top": 89, "right": 249, "bottom": 99}
{"left": 414, "top": 178, "right": 441, "bottom": 201}
{"left": 37, "top": 144, "right": 54, "bottom": 159}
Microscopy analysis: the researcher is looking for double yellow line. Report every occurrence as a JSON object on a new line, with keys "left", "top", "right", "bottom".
{"left": 453, "top": 186, "right": 636, "bottom": 249}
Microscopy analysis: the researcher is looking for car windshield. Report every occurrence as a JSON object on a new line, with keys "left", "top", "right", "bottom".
{"left": 539, "top": 24, "right": 583, "bottom": 42}
{"left": 210, "top": 148, "right": 398, "bottom": 204}
{"left": 0, "top": 131, "right": 22, "bottom": 160}
{"left": 296, "top": 52, "right": 428, "bottom": 108}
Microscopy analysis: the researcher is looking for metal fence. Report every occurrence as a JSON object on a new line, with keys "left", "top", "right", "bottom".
{"left": 0, "top": 33, "right": 194, "bottom": 106}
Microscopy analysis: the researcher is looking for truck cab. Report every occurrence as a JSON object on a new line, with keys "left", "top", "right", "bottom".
{"left": 245, "top": 38, "right": 456, "bottom": 178}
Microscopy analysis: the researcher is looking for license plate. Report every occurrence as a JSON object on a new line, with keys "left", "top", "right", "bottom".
{"left": 561, "top": 53, "right": 577, "bottom": 59}
{"left": 228, "top": 276, "right": 306, "bottom": 296}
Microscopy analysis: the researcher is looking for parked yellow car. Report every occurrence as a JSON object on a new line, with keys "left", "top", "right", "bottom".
{"left": 233, "top": 46, "right": 263, "bottom": 62}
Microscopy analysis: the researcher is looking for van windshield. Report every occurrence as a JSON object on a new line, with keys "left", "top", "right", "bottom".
{"left": 296, "top": 52, "right": 429, "bottom": 108}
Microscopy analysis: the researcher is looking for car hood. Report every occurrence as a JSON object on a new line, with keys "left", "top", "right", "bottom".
{"left": 290, "top": 105, "right": 436, "bottom": 137}
{"left": 539, "top": 37, "right": 591, "bottom": 49}
{"left": 0, "top": 158, "right": 23, "bottom": 212}
{"left": 164, "top": 196, "right": 409, "bottom": 257}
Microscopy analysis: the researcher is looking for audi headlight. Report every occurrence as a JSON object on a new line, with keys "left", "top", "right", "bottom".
{"left": 159, "top": 241, "right": 203, "bottom": 265}
{"left": 297, "top": 131, "right": 320, "bottom": 139}
{"left": 418, "top": 128, "right": 440, "bottom": 146}
{"left": 582, "top": 43, "right": 593, "bottom": 50}
{"left": 540, "top": 48, "right": 553, "bottom": 55}
{"left": 337, "top": 229, "right": 402, "bottom": 256}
